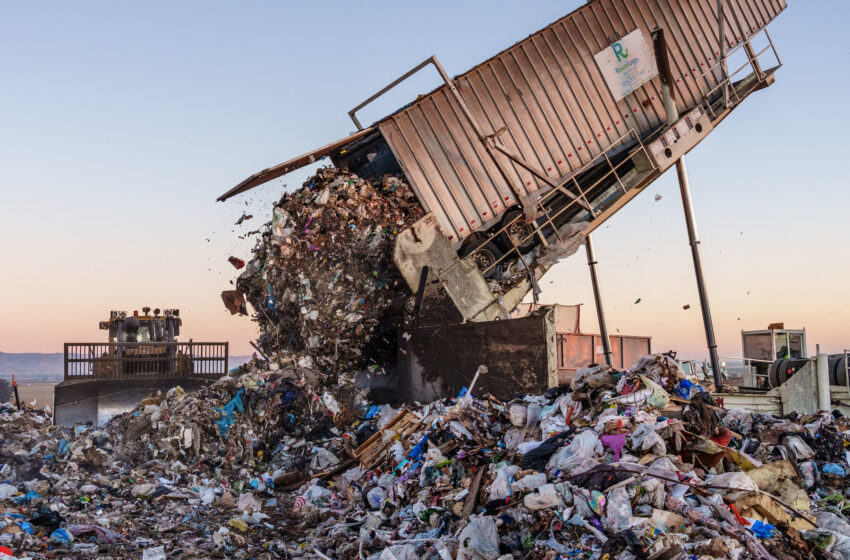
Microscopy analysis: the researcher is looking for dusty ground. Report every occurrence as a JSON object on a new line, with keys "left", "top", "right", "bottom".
{"left": 13, "top": 382, "right": 55, "bottom": 408}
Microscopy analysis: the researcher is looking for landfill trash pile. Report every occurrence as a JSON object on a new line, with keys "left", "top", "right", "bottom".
{"left": 228, "top": 168, "right": 424, "bottom": 372}
{"left": 2, "top": 353, "right": 850, "bottom": 559}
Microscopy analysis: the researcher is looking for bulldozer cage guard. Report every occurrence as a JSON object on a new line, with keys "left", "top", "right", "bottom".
{"left": 64, "top": 342, "right": 229, "bottom": 380}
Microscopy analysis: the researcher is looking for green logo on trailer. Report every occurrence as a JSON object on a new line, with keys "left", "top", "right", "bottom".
{"left": 612, "top": 42, "right": 629, "bottom": 61}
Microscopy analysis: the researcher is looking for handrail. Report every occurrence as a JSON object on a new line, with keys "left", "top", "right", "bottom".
{"left": 63, "top": 341, "right": 229, "bottom": 380}
{"left": 349, "top": 56, "right": 452, "bottom": 131}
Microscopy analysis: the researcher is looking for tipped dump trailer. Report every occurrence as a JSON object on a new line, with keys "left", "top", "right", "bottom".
{"left": 219, "top": 0, "right": 786, "bottom": 325}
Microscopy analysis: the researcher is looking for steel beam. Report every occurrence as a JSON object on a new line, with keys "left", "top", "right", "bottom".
{"left": 585, "top": 235, "right": 612, "bottom": 367}
{"left": 675, "top": 156, "right": 723, "bottom": 390}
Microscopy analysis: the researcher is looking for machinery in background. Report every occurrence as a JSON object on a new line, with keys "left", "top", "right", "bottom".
{"left": 54, "top": 308, "right": 228, "bottom": 427}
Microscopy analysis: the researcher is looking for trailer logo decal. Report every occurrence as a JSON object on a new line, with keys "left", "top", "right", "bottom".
{"left": 612, "top": 42, "right": 629, "bottom": 62}
{"left": 594, "top": 29, "right": 659, "bottom": 102}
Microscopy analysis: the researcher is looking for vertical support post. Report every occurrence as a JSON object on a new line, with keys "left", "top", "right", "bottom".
{"left": 743, "top": 41, "right": 764, "bottom": 81}
{"left": 676, "top": 157, "right": 723, "bottom": 391}
{"left": 585, "top": 235, "right": 613, "bottom": 367}
{"left": 224, "top": 342, "right": 229, "bottom": 376}
{"left": 816, "top": 352, "right": 831, "bottom": 412}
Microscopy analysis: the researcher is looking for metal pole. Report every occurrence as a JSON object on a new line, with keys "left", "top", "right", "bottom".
{"left": 676, "top": 156, "right": 723, "bottom": 390}
{"left": 585, "top": 235, "right": 613, "bottom": 367}
{"left": 743, "top": 41, "right": 764, "bottom": 81}
{"left": 816, "top": 352, "right": 831, "bottom": 412}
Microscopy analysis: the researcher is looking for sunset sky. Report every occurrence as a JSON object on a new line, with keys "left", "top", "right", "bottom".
{"left": 2, "top": 1, "right": 847, "bottom": 360}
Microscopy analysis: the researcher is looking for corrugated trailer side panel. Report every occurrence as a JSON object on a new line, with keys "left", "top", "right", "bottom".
{"left": 378, "top": 0, "right": 786, "bottom": 243}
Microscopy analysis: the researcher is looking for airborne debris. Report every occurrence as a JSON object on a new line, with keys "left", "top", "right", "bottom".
{"left": 235, "top": 212, "right": 253, "bottom": 225}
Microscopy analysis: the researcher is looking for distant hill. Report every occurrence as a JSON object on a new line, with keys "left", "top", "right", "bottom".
{"left": 0, "top": 351, "right": 254, "bottom": 382}
{"left": 0, "top": 352, "right": 64, "bottom": 381}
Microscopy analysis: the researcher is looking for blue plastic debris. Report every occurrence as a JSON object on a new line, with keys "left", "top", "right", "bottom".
{"left": 749, "top": 520, "right": 776, "bottom": 539}
{"left": 213, "top": 389, "right": 245, "bottom": 439}
{"left": 823, "top": 463, "right": 846, "bottom": 476}
{"left": 266, "top": 284, "right": 276, "bottom": 312}
{"left": 408, "top": 435, "right": 429, "bottom": 461}
{"left": 676, "top": 379, "right": 704, "bottom": 399}
{"left": 50, "top": 528, "right": 72, "bottom": 544}
{"left": 15, "top": 489, "right": 41, "bottom": 504}
{"left": 57, "top": 438, "right": 70, "bottom": 455}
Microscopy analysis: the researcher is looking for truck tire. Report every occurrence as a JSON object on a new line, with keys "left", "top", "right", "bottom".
{"left": 460, "top": 235, "right": 504, "bottom": 279}
{"left": 498, "top": 210, "right": 537, "bottom": 254}
{"left": 829, "top": 355, "right": 848, "bottom": 386}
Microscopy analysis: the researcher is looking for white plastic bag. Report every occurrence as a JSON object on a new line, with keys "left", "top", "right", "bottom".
{"left": 704, "top": 471, "right": 758, "bottom": 501}
{"left": 566, "top": 430, "right": 602, "bottom": 458}
{"left": 487, "top": 465, "right": 519, "bottom": 502}
{"left": 523, "top": 484, "right": 565, "bottom": 510}
{"left": 0, "top": 484, "right": 18, "bottom": 500}
{"left": 604, "top": 487, "right": 633, "bottom": 533}
{"left": 511, "top": 472, "right": 547, "bottom": 494}
{"left": 457, "top": 514, "right": 500, "bottom": 560}
{"left": 509, "top": 404, "right": 527, "bottom": 427}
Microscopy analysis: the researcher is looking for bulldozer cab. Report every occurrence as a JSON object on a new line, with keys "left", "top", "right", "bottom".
{"left": 100, "top": 307, "right": 181, "bottom": 344}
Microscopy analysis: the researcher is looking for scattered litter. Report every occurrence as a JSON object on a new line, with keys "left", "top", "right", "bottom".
{"left": 1, "top": 347, "right": 847, "bottom": 558}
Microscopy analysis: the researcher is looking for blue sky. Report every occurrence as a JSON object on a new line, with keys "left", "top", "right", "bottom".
{"left": 1, "top": 1, "right": 848, "bottom": 359}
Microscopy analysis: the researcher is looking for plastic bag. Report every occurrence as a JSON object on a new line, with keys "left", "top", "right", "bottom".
{"left": 600, "top": 433, "right": 627, "bottom": 462}
{"left": 785, "top": 436, "right": 815, "bottom": 461}
{"left": 511, "top": 472, "right": 547, "bottom": 494}
{"left": 509, "top": 404, "right": 527, "bottom": 427}
{"left": 367, "top": 487, "right": 388, "bottom": 509}
{"left": 521, "top": 431, "right": 570, "bottom": 471}
{"left": 457, "top": 514, "right": 500, "bottom": 560}
{"left": 823, "top": 463, "right": 846, "bottom": 477}
{"left": 749, "top": 520, "right": 775, "bottom": 539}
{"left": 523, "top": 484, "right": 565, "bottom": 510}
{"left": 0, "top": 484, "right": 17, "bottom": 500}
{"left": 310, "top": 447, "right": 340, "bottom": 470}
{"left": 567, "top": 430, "right": 603, "bottom": 459}
{"left": 642, "top": 431, "right": 667, "bottom": 456}
{"left": 379, "top": 544, "right": 419, "bottom": 560}
{"left": 198, "top": 487, "right": 215, "bottom": 506}
{"left": 321, "top": 392, "right": 340, "bottom": 416}
{"left": 816, "top": 512, "right": 850, "bottom": 534}
{"left": 142, "top": 546, "right": 166, "bottom": 560}
{"left": 799, "top": 461, "right": 818, "bottom": 489}
{"left": 704, "top": 472, "right": 758, "bottom": 501}
{"left": 639, "top": 375, "right": 670, "bottom": 409}
{"left": 525, "top": 403, "right": 542, "bottom": 428}
{"left": 604, "top": 487, "right": 633, "bottom": 533}
{"left": 723, "top": 408, "right": 754, "bottom": 434}
{"left": 487, "top": 465, "right": 519, "bottom": 502}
